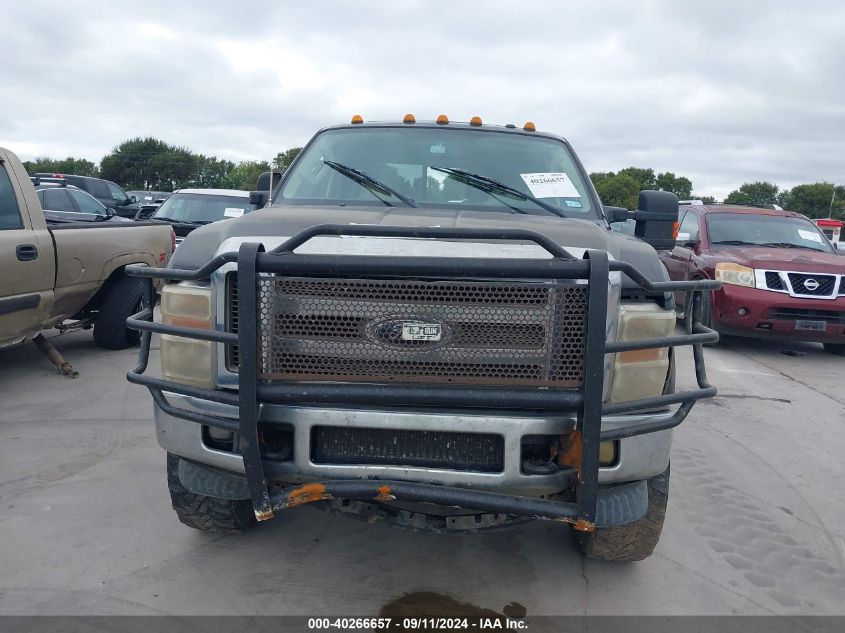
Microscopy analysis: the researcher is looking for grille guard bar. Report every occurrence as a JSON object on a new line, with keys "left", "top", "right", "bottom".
{"left": 126, "top": 224, "right": 720, "bottom": 530}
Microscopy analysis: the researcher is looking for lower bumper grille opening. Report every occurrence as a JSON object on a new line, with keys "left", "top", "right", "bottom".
{"left": 770, "top": 308, "right": 845, "bottom": 325}
{"left": 310, "top": 426, "right": 505, "bottom": 473}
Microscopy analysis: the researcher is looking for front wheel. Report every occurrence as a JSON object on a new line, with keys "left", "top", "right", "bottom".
{"left": 685, "top": 290, "right": 715, "bottom": 345}
{"left": 166, "top": 454, "right": 256, "bottom": 533}
{"left": 823, "top": 343, "right": 845, "bottom": 356}
{"left": 572, "top": 465, "right": 669, "bottom": 562}
{"left": 93, "top": 276, "right": 145, "bottom": 349}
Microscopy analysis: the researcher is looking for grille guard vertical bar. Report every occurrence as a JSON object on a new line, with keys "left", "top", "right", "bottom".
{"left": 236, "top": 242, "right": 274, "bottom": 520}
{"left": 576, "top": 250, "right": 609, "bottom": 529}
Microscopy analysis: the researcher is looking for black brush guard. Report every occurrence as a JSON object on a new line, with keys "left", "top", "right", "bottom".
{"left": 125, "top": 224, "right": 720, "bottom": 530}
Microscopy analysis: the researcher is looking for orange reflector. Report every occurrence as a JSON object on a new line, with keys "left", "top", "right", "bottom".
{"left": 523, "top": 121, "right": 536, "bottom": 131}
{"left": 436, "top": 114, "right": 449, "bottom": 125}
{"left": 351, "top": 114, "right": 363, "bottom": 124}
{"left": 403, "top": 113, "right": 416, "bottom": 124}
{"left": 469, "top": 116, "right": 482, "bottom": 126}
{"left": 672, "top": 221, "right": 680, "bottom": 239}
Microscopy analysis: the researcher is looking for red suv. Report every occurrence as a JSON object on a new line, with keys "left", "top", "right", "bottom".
{"left": 661, "top": 204, "right": 845, "bottom": 355}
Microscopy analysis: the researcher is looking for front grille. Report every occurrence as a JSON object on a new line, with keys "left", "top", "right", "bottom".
{"left": 787, "top": 273, "right": 836, "bottom": 297}
{"left": 310, "top": 426, "right": 504, "bottom": 472}
{"left": 770, "top": 308, "right": 845, "bottom": 324}
{"left": 254, "top": 276, "right": 588, "bottom": 387}
{"left": 765, "top": 271, "right": 784, "bottom": 290}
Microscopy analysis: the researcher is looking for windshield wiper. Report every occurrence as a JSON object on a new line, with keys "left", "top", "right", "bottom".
{"left": 323, "top": 160, "right": 417, "bottom": 208}
{"left": 758, "top": 242, "right": 825, "bottom": 252}
{"left": 153, "top": 217, "right": 208, "bottom": 226}
{"left": 430, "top": 167, "right": 566, "bottom": 218}
{"left": 710, "top": 240, "right": 759, "bottom": 246}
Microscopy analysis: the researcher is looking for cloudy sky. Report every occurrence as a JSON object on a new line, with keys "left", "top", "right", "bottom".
{"left": 1, "top": 0, "right": 843, "bottom": 198}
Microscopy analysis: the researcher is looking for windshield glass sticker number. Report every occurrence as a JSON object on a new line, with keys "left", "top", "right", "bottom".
{"left": 520, "top": 173, "right": 581, "bottom": 199}
{"left": 429, "top": 144, "right": 446, "bottom": 154}
{"left": 223, "top": 208, "right": 244, "bottom": 218}
{"left": 565, "top": 200, "right": 583, "bottom": 208}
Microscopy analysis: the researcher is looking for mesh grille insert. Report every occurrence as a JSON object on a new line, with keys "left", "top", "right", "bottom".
{"left": 255, "top": 276, "right": 588, "bottom": 387}
{"left": 787, "top": 273, "right": 836, "bottom": 297}
{"left": 765, "top": 271, "right": 784, "bottom": 290}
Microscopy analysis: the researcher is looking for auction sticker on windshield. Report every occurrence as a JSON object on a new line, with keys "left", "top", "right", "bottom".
{"left": 520, "top": 173, "right": 580, "bottom": 199}
{"left": 224, "top": 208, "right": 245, "bottom": 218}
{"left": 797, "top": 229, "right": 823, "bottom": 243}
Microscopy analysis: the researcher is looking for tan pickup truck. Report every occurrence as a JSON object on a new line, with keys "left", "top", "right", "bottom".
{"left": 0, "top": 146, "right": 173, "bottom": 351}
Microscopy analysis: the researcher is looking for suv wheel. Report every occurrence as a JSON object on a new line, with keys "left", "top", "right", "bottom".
{"left": 572, "top": 465, "right": 669, "bottom": 562}
{"left": 823, "top": 343, "right": 845, "bottom": 356}
{"left": 166, "top": 454, "right": 256, "bottom": 533}
{"left": 685, "top": 290, "right": 715, "bottom": 345}
{"left": 93, "top": 276, "right": 145, "bottom": 349}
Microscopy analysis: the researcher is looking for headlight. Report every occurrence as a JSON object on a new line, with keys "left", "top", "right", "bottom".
{"left": 159, "top": 282, "right": 214, "bottom": 388}
{"left": 715, "top": 262, "right": 755, "bottom": 288}
{"left": 610, "top": 302, "right": 675, "bottom": 403}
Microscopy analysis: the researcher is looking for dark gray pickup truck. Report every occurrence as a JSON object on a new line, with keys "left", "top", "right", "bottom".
{"left": 127, "top": 117, "right": 718, "bottom": 561}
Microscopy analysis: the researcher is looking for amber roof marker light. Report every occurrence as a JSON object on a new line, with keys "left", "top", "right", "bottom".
{"left": 436, "top": 114, "right": 449, "bottom": 125}
{"left": 523, "top": 121, "right": 536, "bottom": 132}
{"left": 469, "top": 116, "right": 482, "bottom": 126}
{"left": 403, "top": 113, "right": 416, "bottom": 124}
{"left": 351, "top": 114, "right": 364, "bottom": 124}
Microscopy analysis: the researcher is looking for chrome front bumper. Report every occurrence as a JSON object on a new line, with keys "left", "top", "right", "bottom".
{"left": 154, "top": 393, "right": 673, "bottom": 497}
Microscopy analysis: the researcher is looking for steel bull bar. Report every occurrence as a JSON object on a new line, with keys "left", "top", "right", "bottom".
{"left": 126, "top": 224, "right": 720, "bottom": 530}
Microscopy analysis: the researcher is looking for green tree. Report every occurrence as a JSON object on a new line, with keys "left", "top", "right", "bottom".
{"left": 273, "top": 147, "right": 303, "bottom": 172}
{"left": 589, "top": 171, "right": 616, "bottom": 187}
{"left": 23, "top": 156, "right": 99, "bottom": 177}
{"left": 618, "top": 167, "right": 657, "bottom": 191}
{"left": 100, "top": 137, "right": 198, "bottom": 190}
{"left": 724, "top": 182, "right": 780, "bottom": 207}
{"left": 781, "top": 183, "right": 845, "bottom": 219}
{"left": 593, "top": 173, "right": 640, "bottom": 209}
{"left": 221, "top": 160, "right": 272, "bottom": 190}
{"left": 655, "top": 172, "right": 693, "bottom": 198}
{"left": 191, "top": 155, "right": 236, "bottom": 188}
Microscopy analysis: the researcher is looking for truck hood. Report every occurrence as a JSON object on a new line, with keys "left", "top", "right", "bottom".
{"left": 709, "top": 246, "right": 845, "bottom": 273}
{"left": 170, "top": 205, "right": 669, "bottom": 284}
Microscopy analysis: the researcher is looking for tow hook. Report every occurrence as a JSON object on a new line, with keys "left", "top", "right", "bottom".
{"left": 33, "top": 333, "right": 79, "bottom": 378}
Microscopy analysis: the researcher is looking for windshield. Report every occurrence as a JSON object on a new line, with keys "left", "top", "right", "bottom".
{"left": 706, "top": 214, "right": 834, "bottom": 253}
{"left": 153, "top": 192, "right": 254, "bottom": 223}
{"left": 277, "top": 127, "right": 596, "bottom": 218}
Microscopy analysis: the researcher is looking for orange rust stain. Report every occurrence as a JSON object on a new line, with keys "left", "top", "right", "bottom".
{"left": 286, "top": 483, "right": 330, "bottom": 508}
{"left": 572, "top": 519, "right": 595, "bottom": 533}
{"left": 559, "top": 430, "right": 583, "bottom": 478}
{"left": 255, "top": 509, "right": 275, "bottom": 522}
{"left": 376, "top": 485, "right": 395, "bottom": 501}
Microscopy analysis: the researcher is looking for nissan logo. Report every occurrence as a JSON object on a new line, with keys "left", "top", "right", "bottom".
{"left": 803, "top": 278, "right": 820, "bottom": 291}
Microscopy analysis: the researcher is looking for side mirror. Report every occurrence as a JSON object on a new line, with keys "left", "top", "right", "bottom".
{"left": 254, "top": 170, "right": 283, "bottom": 192}
{"left": 134, "top": 207, "right": 156, "bottom": 221}
{"left": 249, "top": 190, "right": 269, "bottom": 208}
{"left": 604, "top": 206, "right": 631, "bottom": 224}
{"left": 129, "top": 195, "right": 137, "bottom": 203}
{"left": 676, "top": 232, "right": 698, "bottom": 248}
{"left": 633, "top": 190, "right": 679, "bottom": 250}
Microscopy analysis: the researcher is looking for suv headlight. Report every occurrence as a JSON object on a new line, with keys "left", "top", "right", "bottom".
{"left": 610, "top": 302, "right": 675, "bottom": 403}
{"left": 715, "top": 262, "right": 755, "bottom": 288}
{"left": 159, "top": 282, "right": 214, "bottom": 388}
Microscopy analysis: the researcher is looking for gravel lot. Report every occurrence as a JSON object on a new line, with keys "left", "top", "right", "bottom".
{"left": 1, "top": 329, "right": 844, "bottom": 616}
